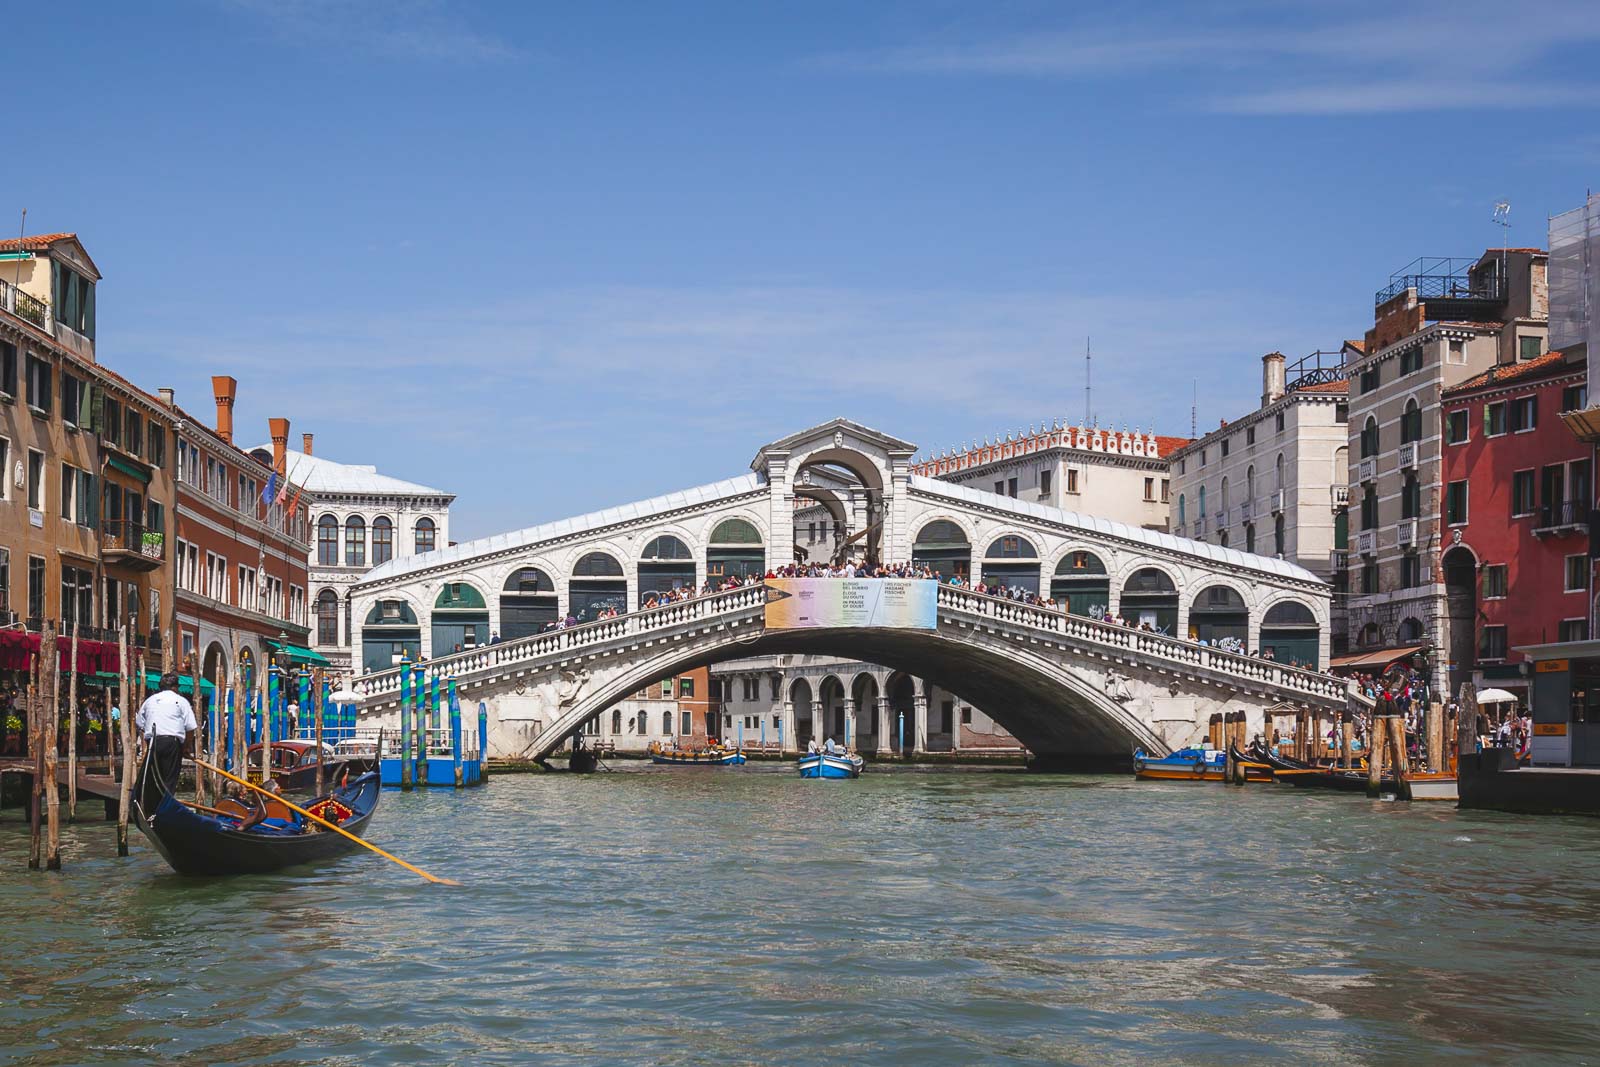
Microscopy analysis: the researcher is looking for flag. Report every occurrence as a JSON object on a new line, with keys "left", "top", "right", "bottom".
{"left": 275, "top": 477, "right": 292, "bottom": 505}
{"left": 286, "top": 481, "right": 305, "bottom": 516}
{"left": 261, "top": 470, "right": 277, "bottom": 504}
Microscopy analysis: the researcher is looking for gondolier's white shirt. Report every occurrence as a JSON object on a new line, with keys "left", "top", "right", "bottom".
{"left": 136, "top": 691, "right": 197, "bottom": 739}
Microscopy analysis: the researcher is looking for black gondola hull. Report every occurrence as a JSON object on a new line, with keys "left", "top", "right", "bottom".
{"left": 135, "top": 773, "right": 381, "bottom": 877}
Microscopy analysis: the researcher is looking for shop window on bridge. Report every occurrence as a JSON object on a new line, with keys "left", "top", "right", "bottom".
{"left": 707, "top": 519, "right": 764, "bottom": 583}
{"left": 981, "top": 536, "right": 1040, "bottom": 595}
{"left": 433, "top": 582, "right": 489, "bottom": 655}
{"left": 912, "top": 520, "right": 970, "bottom": 581}
{"left": 570, "top": 551, "right": 626, "bottom": 622}
{"left": 1121, "top": 568, "right": 1178, "bottom": 635}
{"left": 640, "top": 534, "right": 695, "bottom": 606}
{"left": 1050, "top": 551, "right": 1108, "bottom": 617}
{"left": 362, "top": 599, "right": 420, "bottom": 674}
{"left": 1189, "top": 585, "right": 1247, "bottom": 649}
{"left": 1261, "top": 601, "right": 1319, "bottom": 669}
{"left": 501, "top": 567, "right": 557, "bottom": 639}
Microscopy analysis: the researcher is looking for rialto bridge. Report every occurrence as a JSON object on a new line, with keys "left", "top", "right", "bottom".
{"left": 349, "top": 419, "right": 1352, "bottom": 767}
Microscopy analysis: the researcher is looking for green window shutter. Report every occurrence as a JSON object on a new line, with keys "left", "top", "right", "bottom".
{"left": 82, "top": 281, "right": 95, "bottom": 340}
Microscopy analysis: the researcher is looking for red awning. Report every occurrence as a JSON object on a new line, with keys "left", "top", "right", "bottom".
{"left": 0, "top": 632, "right": 120, "bottom": 674}
{"left": 1328, "top": 645, "right": 1425, "bottom": 673}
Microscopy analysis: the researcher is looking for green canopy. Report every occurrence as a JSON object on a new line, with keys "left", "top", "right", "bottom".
{"left": 107, "top": 455, "right": 151, "bottom": 483}
{"left": 266, "top": 640, "right": 331, "bottom": 667}
{"left": 89, "top": 671, "right": 216, "bottom": 696}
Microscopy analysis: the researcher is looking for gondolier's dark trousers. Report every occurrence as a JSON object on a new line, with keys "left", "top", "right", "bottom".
{"left": 148, "top": 735, "right": 185, "bottom": 796}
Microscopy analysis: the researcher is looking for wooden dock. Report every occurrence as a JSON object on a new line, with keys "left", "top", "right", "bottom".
{"left": 1, "top": 757, "right": 126, "bottom": 811}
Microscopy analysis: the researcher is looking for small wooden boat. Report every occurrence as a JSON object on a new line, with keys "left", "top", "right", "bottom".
{"left": 1254, "top": 745, "right": 1397, "bottom": 793}
{"left": 1402, "top": 771, "right": 1458, "bottom": 801}
{"left": 1226, "top": 743, "right": 1276, "bottom": 783}
{"left": 797, "top": 751, "right": 864, "bottom": 778}
{"left": 134, "top": 771, "right": 381, "bottom": 877}
{"left": 648, "top": 742, "right": 746, "bottom": 766}
{"left": 1132, "top": 746, "right": 1225, "bottom": 781}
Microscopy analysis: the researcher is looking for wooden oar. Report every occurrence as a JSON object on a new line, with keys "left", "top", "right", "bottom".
{"left": 195, "top": 759, "right": 460, "bottom": 886}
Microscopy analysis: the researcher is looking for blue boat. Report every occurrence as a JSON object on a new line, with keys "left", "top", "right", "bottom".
{"left": 797, "top": 751, "right": 864, "bottom": 779}
{"left": 1131, "top": 746, "right": 1226, "bottom": 782}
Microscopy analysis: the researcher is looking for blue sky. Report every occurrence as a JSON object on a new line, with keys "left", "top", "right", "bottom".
{"left": 10, "top": 0, "right": 1600, "bottom": 539}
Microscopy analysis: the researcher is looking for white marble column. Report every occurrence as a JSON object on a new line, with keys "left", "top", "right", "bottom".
{"left": 913, "top": 693, "right": 929, "bottom": 755}
{"left": 877, "top": 697, "right": 893, "bottom": 756}
{"left": 843, "top": 697, "right": 856, "bottom": 751}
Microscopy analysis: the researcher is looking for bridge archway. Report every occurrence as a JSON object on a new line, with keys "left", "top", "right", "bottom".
{"left": 501, "top": 567, "right": 558, "bottom": 639}
{"left": 202, "top": 641, "right": 228, "bottom": 689}
{"left": 638, "top": 534, "right": 695, "bottom": 606}
{"left": 570, "top": 551, "right": 626, "bottom": 622}
{"left": 1189, "top": 584, "right": 1248, "bottom": 647}
{"left": 527, "top": 623, "right": 1168, "bottom": 766}
{"left": 706, "top": 518, "right": 764, "bottom": 582}
{"left": 789, "top": 677, "right": 815, "bottom": 747}
{"left": 981, "top": 534, "right": 1041, "bottom": 595}
{"left": 363, "top": 598, "right": 420, "bottom": 673}
{"left": 432, "top": 581, "right": 489, "bottom": 655}
{"left": 852, "top": 672, "right": 882, "bottom": 753}
{"left": 1120, "top": 567, "right": 1178, "bottom": 633}
{"left": 1050, "top": 549, "right": 1109, "bottom": 616}
{"left": 1261, "top": 600, "right": 1319, "bottom": 667}
{"left": 912, "top": 519, "right": 971, "bottom": 580}
{"left": 886, "top": 671, "right": 917, "bottom": 752}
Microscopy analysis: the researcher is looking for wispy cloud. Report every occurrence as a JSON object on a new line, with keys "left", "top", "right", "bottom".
{"left": 221, "top": 0, "right": 517, "bottom": 63}
{"left": 819, "top": 1, "right": 1600, "bottom": 116}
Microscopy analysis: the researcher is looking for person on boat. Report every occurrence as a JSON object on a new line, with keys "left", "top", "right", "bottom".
{"left": 135, "top": 673, "right": 197, "bottom": 797}
{"left": 806, "top": 738, "right": 819, "bottom": 754}
{"left": 823, "top": 737, "right": 839, "bottom": 755}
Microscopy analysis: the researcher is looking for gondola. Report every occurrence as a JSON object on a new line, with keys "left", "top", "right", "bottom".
{"left": 1226, "top": 743, "right": 1276, "bottom": 783}
{"left": 134, "top": 770, "right": 382, "bottom": 877}
{"left": 1252, "top": 744, "right": 1395, "bottom": 793}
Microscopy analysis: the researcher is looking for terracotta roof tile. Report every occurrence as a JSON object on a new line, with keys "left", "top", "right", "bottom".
{"left": 0, "top": 233, "right": 75, "bottom": 252}
{"left": 1292, "top": 380, "right": 1349, "bottom": 395}
{"left": 1443, "top": 352, "right": 1575, "bottom": 396}
{"left": 1343, "top": 339, "right": 1366, "bottom": 354}
{"left": 1153, "top": 435, "right": 1192, "bottom": 457}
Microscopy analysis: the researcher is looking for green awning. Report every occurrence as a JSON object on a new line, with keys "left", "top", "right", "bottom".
{"left": 107, "top": 456, "right": 151, "bottom": 483}
{"left": 88, "top": 671, "right": 215, "bottom": 696}
{"left": 266, "top": 640, "right": 330, "bottom": 667}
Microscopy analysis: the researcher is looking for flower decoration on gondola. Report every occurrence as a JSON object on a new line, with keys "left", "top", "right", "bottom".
{"left": 307, "top": 797, "right": 355, "bottom": 824}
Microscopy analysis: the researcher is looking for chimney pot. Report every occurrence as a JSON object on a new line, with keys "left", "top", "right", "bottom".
{"left": 302, "top": 432, "right": 314, "bottom": 456}
{"left": 158, "top": 387, "right": 175, "bottom": 407}
{"left": 268, "top": 417, "right": 290, "bottom": 475}
{"left": 210, "top": 375, "right": 238, "bottom": 444}
{"left": 1262, "top": 352, "right": 1287, "bottom": 406}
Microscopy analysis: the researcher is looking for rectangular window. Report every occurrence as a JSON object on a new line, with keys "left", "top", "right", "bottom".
{"left": 125, "top": 409, "right": 141, "bottom": 457}
{"left": 0, "top": 547, "right": 7, "bottom": 617}
{"left": 1160, "top": 478, "right": 1169, "bottom": 503}
{"left": 1039, "top": 469, "right": 1052, "bottom": 496}
{"left": 1401, "top": 554, "right": 1421, "bottom": 588}
{"left": 1446, "top": 480, "right": 1468, "bottom": 525}
{"left": 1400, "top": 348, "right": 1423, "bottom": 375}
{"left": 147, "top": 422, "right": 165, "bottom": 468}
{"left": 661, "top": 679, "right": 672, "bottom": 698}
{"left": 1484, "top": 402, "right": 1506, "bottom": 437}
{"left": 1509, "top": 395, "right": 1537, "bottom": 433}
{"left": 1199, "top": 448, "right": 1206, "bottom": 467}
{"left": 26, "top": 449, "right": 43, "bottom": 510}
{"left": 679, "top": 676, "right": 694, "bottom": 697}
{"left": 961, "top": 707, "right": 973, "bottom": 725}
{"left": 52, "top": 261, "right": 96, "bottom": 339}
{"left": 993, "top": 480, "right": 1003, "bottom": 495}
{"left": 1065, "top": 469, "right": 1079, "bottom": 494}
{"left": 24, "top": 354, "right": 51, "bottom": 414}
{"left": 1482, "top": 564, "right": 1508, "bottom": 599}
{"left": 1566, "top": 555, "right": 1587, "bottom": 593}
{"left": 1360, "top": 366, "right": 1380, "bottom": 394}
{"left": 1479, "top": 625, "right": 1507, "bottom": 660}
{"left": 1560, "top": 619, "right": 1589, "bottom": 642}
{"left": 0, "top": 340, "right": 15, "bottom": 396}
{"left": 1520, "top": 335, "right": 1544, "bottom": 360}
{"left": 1446, "top": 409, "right": 1469, "bottom": 445}
{"left": 60, "top": 373, "right": 81, "bottom": 427}
{"left": 1335, "top": 402, "right": 1348, "bottom": 423}
{"left": 1562, "top": 384, "right": 1588, "bottom": 413}
{"left": 1246, "top": 427, "right": 1256, "bottom": 445}
{"left": 59, "top": 463, "right": 77, "bottom": 522}
{"left": 1007, "top": 477, "right": 1018, "bottom": 498}
{"left": 1143, "top": 477, "right": 1155, "bottom": 501}
{"left": 27, "top": 555, "right": 45, "bottom": 620}
{"left": 1221, "top": 438, "right": 1230, "bottom": 458}
{"left": 1511, "top": 470, "right": 1536, "bottom": 517}
{"left": 680, "top": 711, "right": 691, "bottom": 735}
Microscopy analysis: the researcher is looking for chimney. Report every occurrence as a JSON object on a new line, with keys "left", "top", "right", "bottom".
{"left": 158, "top": 387, "right": 175, "bottom": 407}
{"left": 211, "top": 375, "right": 238, "bottom": 444}
{"left": 302, "top": 432, "right": 314, "bottom": 456}
{"left": 1262, "top": 352, "right": 1286, "bottom": 406}
{"left": 268, "top": 417, "right": 290, "bottom": 475}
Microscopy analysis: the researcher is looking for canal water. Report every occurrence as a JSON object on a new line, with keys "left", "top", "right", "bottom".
{"left": 3, "top": 767, "right": 1599, "bottom": 1066}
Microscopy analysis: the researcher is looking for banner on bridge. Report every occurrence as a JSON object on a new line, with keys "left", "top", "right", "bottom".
{"left": 763, "top": 579, "right": 937, "bottom": 630}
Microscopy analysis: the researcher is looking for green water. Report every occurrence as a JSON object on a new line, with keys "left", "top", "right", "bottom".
{"left": 2, "top": 767, "right": 1598, "bottom": 1066}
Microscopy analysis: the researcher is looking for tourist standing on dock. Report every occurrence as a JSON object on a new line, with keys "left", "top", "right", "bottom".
{"left": 136, "top": 673, "right": 198, "bottom": 796}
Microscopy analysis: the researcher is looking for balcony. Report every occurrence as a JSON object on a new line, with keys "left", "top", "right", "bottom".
{"left": 1271, "top": 489, "right": 1286, "bottom": 514}
{"left": 1358, "top": 458, "right": 1377, "bottom": 483}
{"left": 1375, "top": 256, "right": 1506, "bottom": 321}
{"left": 1358, "top": 529, "right": 1376, "bottom": 556}
{"left": 1331, "top": 485, "right": 1350, "bottom": 508}
{"left": 0, "top": 278, "right": 51, "bottom": 331}
{"left": 1398, "top": 442, "right": 1417, "bottom": 469}
{"left": 1534, "top": 500, "right": 1587, "bottom": 537}
{"left": 1331, "top": 549, "right": 1349, "bottom": 571}
{"left": 1396, "top": 518, "right": 1417, "bottom": 548}
{"left": 101, "top": 520, "right": 165, "bottom": 572}
{"left": 1239, "top": 499, "right": 1254, "bottom": 522}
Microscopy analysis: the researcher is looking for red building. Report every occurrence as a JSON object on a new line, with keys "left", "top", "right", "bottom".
{"left": 1440, "top": 350, "right": 1590, "bottom": 704}
{"left": 171, "top": 376, "right": 317, "bottom": 691}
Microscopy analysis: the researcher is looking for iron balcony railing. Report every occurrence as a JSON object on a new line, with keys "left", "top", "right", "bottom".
{"left": 1376, "top": 256, "right": 1506, "bottom": 307}
{"left": 1535, "top": 500, "right": 1587, "bottom": 534}
{"left": 0, "top": 278, "right": 51, "bottom": 330}
{"left": 101, "top": 519, "right": 165, "bottom": 560}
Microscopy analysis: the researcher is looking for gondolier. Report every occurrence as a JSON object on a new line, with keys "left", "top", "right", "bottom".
{"left": 136, "top": 673, "right": 197, "bottom": 797}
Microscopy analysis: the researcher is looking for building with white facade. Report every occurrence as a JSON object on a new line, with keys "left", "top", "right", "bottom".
{"left": 248, "top": 434, "right": 454, "bottom": 676}
{"left": 1167, "top": 352, "right": 1348, "bottom": 662}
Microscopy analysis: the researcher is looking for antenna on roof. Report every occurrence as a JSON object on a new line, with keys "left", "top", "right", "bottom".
{"left": 1084, "top": 336, "right": 1092, "bottom": 428}
{"left": 12, "top": 208, "right": 25, "bottom": 291}
{"left": 1493, "top": 200, "right": 1511, "bottom": 271}
{"left": 1191, "top": 379, "right": 1197, "bottom": 439}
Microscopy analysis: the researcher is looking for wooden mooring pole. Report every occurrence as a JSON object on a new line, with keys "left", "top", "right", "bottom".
{"left": 116, "top": 627, "right": 134, "bottom": 856}
{"left": 27, "top": 651, "right": 43, "bottom": 869}
{"left": 67, "top": 620, "right": 80, "bottom": 822}
{"left": 41, "top": 623, "right": 62, "bottom": 870}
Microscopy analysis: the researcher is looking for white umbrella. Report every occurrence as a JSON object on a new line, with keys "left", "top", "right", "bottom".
{"left": 328, "top": 689, "right": 361, "bottom": 704}
{"left": 1476, "top": 688, "right": 1519, "bottom": 704}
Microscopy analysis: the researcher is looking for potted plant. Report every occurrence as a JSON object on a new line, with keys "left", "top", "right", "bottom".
{"left": 3, "top": 713, "right": 22, "bottom": 755}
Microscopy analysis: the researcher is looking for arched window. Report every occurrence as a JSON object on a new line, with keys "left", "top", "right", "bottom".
{"left": 708, "top": 518, "right": 764, "bottom": 582}
{"left": 612, "top": 709, "right": 622, "bottom": 734}
{"left": 372, "top": 516, "right": 394, "bottom": 565}
{"left": 1220, "top": 476, "right": 1231, "bottom": 513}
{"left": 984, "top": 536, "right": 1038, "bottom": 559}
{"left": 573, "top": 552, "right": 624, "bottom": 576}
{"left": 641, "top": 535, "right": 695, "bottom": 606}
{"left": 315, "top": 589, "right": 339, "bottom": 646}
{"left": 981, "top": 535, "right": 1040, "bottom": 595}
{"left": 709, "top": 519, "right": 761, "bottom": 544}
{"left": 1360, "top": 417, "right": 1379, "bottom": 458}
{"left": 1198, "top": 486, "right": 1207, "bottom": 517}
{"left": 344, "top": 516, "right": 366, "bottom": 567}
{"left": 662, "top": 710, "right": 673, "bottom": 734}
{"left": 638, "top": 713, "right": 648, "bottom": 736}
{"left": 912, "top": 520, "right": 971, "bottom": 580}
{"left": 1262, "top": 601, "right": 1320, "bottom": 667}
{"left": 1050, "top": 551, "right": 1109, "bottom": 616}
{"left": 317, "top": 515, "right": 339, "bottom": 566}
{"left": 571, "top": 552, "right": 626, "bottom": 621}
{"left": 1276, "top": 453, "right": 1286, "bottom": 491}
{"left": 414, "top": 517, "right": 436, "bottom": 554}
{"left": 641, "top": 535, "right": 692, "bottom": 559}
{"left": 1246, "top": 465, "right": 1255, "bottom": 501}
{"left": 1401, "top": 399, "right": 1422, "bottom": 444}
{"left": 501, "top": 567, "right": 557, "bottom": 638}
{"left": 1245, "top": 524, "right": 1256, "bottom": 553}
{"left": 1274, "top": 514, "right": 1285, "bottom": 555}
{"left": 1397, "top": 617, "right": 1424, "bottom": 642}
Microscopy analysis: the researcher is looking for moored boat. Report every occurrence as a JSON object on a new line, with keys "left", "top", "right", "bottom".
{"left": 1253, "top": 745, "right": 1397, "bottom": 793}
{"left": 1226, "top": 743, "right": 1276, "bottom": 783}
{"left": 245, "top": 740, "right": 372, "bottom": 793}
{"left": 134, "top": 771, "right": 382, "bottom": 877}
{"left": 797, "top": 751, "right": 864, "bottom": 779}
{"left": 648, "top": 741, "right": 747, "bottom": 766}
{"left": 1132, "top": 746, "right": 1226, "bottom": 782}
{"left": 1403, "top": 772, "right": 1458, "bottom": 801}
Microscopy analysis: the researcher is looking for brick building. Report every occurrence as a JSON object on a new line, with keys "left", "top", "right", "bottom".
{"left": 171, "top": 375, "right": 315, "bottom": 691}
